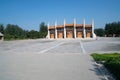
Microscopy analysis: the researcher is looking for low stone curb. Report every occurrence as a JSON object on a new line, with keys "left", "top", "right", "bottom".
{"left": 95, "top": 61, "right": 116, "bottom": 80}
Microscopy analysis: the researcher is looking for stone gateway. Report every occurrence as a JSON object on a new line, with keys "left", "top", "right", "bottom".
{"left": 47, "top": 19, "right": 96, "bottom": 39}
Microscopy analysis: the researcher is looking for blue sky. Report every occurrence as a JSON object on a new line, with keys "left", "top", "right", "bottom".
{"left": 0, "top": 0, "right": 120, "bottom": 31}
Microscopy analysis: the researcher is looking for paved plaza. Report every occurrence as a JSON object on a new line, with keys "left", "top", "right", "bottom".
{"left": 0, "top": 37, "right": 120, "bottom": 80}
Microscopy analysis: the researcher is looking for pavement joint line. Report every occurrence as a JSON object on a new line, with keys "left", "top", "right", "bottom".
{"left": 39, "top": 53, "right": 86, "bottom": 55}
{"left": 38, "top": 42, "right": 64, "bottom": 54}
{"left": 80, "top": 40, "right": 86, "bottom": 54}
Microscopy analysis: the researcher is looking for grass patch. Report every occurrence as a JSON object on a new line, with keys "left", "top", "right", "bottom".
{"left": 91, "top": 53, "right": 120, "bottom": 61}
{"left": 91, "top": 53, "right": 120, "bottom": 80}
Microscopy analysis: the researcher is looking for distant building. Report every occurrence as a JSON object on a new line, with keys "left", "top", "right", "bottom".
{"left": 0, "top": 32, "right": 4, "bottom": 41}
{"left": 47, "top": 19, "right": 96, "bottom": 39}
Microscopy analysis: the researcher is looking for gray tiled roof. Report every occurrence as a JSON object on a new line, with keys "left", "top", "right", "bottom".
{"left": 0, "top": 32, "right": 3, "bottom": 36}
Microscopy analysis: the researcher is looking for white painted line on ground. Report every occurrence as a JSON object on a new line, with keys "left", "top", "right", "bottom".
{"left": 46, "top": 53, "right": 83, "bottom": 55}
{"left": 38, "top": 42, "right": 64, "bottom": 54}
{"left": 80, "top": 40, "right": 86, "bottom": 54}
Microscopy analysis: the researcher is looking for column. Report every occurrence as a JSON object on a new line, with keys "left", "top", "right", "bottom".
{"left": 74, "top": 18, "right": 76, "bottom": 38}
{"left": 47, "top": 22, "right": 50, "bottom": 39}
{"left": 64, "top": 19, "right": 66, "bottom": 39}
{"left": 2, "top": 36, "right": 4, "bottom": 41}
{"left": 55, "top": 21, "right": 57, "bottom": 39}
{"left": 83, "top": 19, "right": 86, "bottom": 38}
{"left": 92, "top": 19, "right": 94, "bottom": 38}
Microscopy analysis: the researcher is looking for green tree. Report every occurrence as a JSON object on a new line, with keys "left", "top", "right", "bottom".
{"left": 4, "top": 24, "right": 25, "bottom": 40}
{"left": 94, "top": 28, "right": 105, "bottom": 37}
{"left": 105, "top": 21, "right": 120, "bottom": 37}
{"left": 27, "top": 30, "right": 39, "bottom": 39}
{"left": 39, "top": 22, "right": 47, "bottom": 38}
{"left": 0, "top": 24, "right": 4, "bottom": 34}
{"left": 2, "top": 22, "right": 48, "bottom": 40}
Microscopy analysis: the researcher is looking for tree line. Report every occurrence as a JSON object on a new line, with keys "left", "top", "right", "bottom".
{"left": 0, "top": 21, "right": 120, "bottom": 40}
{"left": 94, "top": 21, "right": 120, "bottom": 37}
{"left": 0, "top": 22, "right": 47, "bottom": 40}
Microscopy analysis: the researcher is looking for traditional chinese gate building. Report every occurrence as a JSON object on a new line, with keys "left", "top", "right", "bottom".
{"left": 47, "top": 19, "right": 96, "bottom": 39}
{"left": 0, "top": 32, "right": 4, "bottom": 41}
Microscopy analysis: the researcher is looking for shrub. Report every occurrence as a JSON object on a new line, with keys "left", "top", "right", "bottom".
{"left": 105, "top": 57, "right": 120, "bottom": 80}
{"left": 91, "top": 53, "right": 120, "bottom": 80}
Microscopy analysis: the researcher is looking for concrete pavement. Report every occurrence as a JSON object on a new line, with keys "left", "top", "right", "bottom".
{"left": 0, "top": 38, "right": 120, "bottom": 80}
